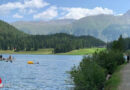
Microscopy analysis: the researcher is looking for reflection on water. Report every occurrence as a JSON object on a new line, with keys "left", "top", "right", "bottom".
{"left": 0, "top": 54, "right": 82, "bottom": 90}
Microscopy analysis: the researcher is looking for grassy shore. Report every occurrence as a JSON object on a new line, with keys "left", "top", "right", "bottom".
{"left": 0, "top": 48, "right": 54, "bottom": 55}
{"left": 60, "top": 48, "right": 106, "bottom": 55}
{"left": 105, "top": 64, "right": 126, "bottom": 90}
{"left": 0, "top": 48, "right": 105, "bottom": 55}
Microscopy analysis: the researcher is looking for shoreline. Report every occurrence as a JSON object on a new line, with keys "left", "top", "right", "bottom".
{"left": 0, "top": 48, "right": 105, "bottom": 55}
{"left": 105, "top": 64, "right": 126, "bottom": 90}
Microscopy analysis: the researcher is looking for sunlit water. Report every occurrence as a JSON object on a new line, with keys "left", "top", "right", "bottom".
{"left": 0, "top": 54, "right": 83, "bottom": 90}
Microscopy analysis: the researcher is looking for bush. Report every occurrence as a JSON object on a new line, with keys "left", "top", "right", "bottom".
{"left": 114, "top": 51, "right": 125, "bottom": 65}
{"left": 70, "top": 49, "right": 125, "bottom": 90}
{"left": 93, "top": 50, "right": 125, "bottom": 74}
{"left": 70, "top": 57, "right": 106, "bottom": 90}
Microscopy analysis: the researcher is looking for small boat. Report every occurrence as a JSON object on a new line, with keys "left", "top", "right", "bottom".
{"left": 27, "top": 61, "right": 34, "bottom": 64}
{"left": 27, "top": 61, "right": 39, "bottom": 64}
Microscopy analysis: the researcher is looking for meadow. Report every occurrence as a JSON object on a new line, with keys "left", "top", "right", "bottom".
{"left": 0, "top": 48, "right": 105, "bottom": 55}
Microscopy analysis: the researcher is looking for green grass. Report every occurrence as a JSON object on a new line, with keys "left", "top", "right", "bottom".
{"left": 0, "top": 48, "right": 105, "bottom": 55}
{"left": 105, "top": 64, "right": 126, "bottom": 90}
{"left": 0, "top": 48, "right": 54, "bottom": 55}
{"left": 60, "top": 48, "right": 106, "bottom": 55}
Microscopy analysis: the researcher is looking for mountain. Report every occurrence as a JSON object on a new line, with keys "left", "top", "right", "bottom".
{"left": 70, "top": 14, "right": 130, "bottom": 41}
{"left": 124, "top": 10, "right": 130, "bottom": 16}
{"left": 12, "top": 10, "right": 130, "bottom": 41}
{"left": 12, "top": 19, "right": 74, "bottom": 35}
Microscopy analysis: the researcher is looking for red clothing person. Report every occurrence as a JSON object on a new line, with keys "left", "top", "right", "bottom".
{"left": 0, "top": 78, "right": 3, "bottom": 88}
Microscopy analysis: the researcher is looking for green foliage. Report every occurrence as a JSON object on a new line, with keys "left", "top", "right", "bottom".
{"left": 111, "top": 35, "right": 125, "bottom": 51}
{"left": 3, "top": 33, "right": 105, "bottom": 53}
{"left": 70, "top": 50, "right": 125, "bottom": 90}
{"left": 70, "top": 57, "right": 106, "bottom": 90}
{"left": 93, "top": 50, "right": 125, "bottom": 74}
{"left": 107, "top": 35, "right": 130, "bottom": 52}
{"left": 23, "top": 33, "right": 105, "bottom": 53}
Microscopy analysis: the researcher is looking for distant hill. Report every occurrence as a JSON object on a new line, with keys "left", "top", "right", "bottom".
{"left": 12, "top": 19, "right": 74, "bottom": 35}
{"left": 12, "top": 10, "right": 130, "bottom": 41}
{"left": 0, "top": 20, "right": 27, "bottom": 50}
{"left": 0, "top": 20, "right": 26, "bottom": 40}
{"left": 0, "top": 20, "right": 105, "bottom": 52}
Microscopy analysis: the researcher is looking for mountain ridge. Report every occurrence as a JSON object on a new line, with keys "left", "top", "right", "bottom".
{"left": 11, "top": 10, "right": 130, "bottom": 41}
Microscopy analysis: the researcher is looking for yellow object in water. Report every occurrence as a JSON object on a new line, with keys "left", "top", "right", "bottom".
{"left": 27, "top": 61, "right": 34, "bottom": 64}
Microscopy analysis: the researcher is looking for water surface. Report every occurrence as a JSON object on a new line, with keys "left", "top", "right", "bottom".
{"left": 0, "top": 54, "right": 83, "bottom": 90}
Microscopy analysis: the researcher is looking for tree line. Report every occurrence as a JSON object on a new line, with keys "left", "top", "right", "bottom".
{"left": 0, "top": 33, "right": 105, "bottom": 53}
{"left": 108, "top": 35, "right": 130, "bottom": 51}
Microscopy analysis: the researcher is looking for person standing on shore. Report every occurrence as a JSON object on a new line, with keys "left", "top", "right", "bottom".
{"left": 127, "top": 55, "right": 130, "bottom": 63}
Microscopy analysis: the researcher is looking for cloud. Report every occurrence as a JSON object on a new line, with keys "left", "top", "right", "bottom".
{"left": 13, "top": 13, "right": 23, "bottom": 18}
{"left": 28, "top": 9, "right": 37, "bottom": 14}
{"left": 23, "top": 0, "right": 49, "bottom": 9}
{"left": 0, "top": 0, "right": 49, "bottom": 14}
{"left": 0, "top": 0, "right": 115, "bottom": 21}
{"left": 117, "top": 13, "right": 123, "bottom": 16}
{"left": 33, "top": 6, "right": 58, "bottom": 20}
{"left": 60, "top": 7, "right": 114, "bottom": 19}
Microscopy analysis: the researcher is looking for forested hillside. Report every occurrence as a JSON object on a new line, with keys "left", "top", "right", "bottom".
{"left": 0, "top": 20, "right": 26, "bottom": 50}
{"left": 0, "top": 20, "right": 105, "bottom": 53}
{"left": 11, "top": 33, "right": 106, "bottom": 53}
{"left": 0, "top": 20, "right": 26, "bottom": 38}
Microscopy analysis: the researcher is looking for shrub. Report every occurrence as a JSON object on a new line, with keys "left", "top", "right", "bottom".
{"left": 93, "top": 50, "right": 125, "bottom": 74}
{"left": 70, "top": 57, "right": 106, "bottom": 90}
{"left": 114, "top": 51, "right": 125, "bottom": 65}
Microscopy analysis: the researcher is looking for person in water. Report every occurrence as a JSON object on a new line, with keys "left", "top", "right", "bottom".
{"left": 8, "top": 55, "right": 13, "bottom": 63}
{"left": 9, "top": 55, "right": 12, "bottom": 60}
{"left": 0, "top": 55, "right": 2, "bottom": 60}
{"left": 36, "top": 62, "right": 39, "bottom": 64}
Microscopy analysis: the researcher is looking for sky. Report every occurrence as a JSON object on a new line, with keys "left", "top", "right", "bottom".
{"left": 0, "top": 0, "right": 130, "bottom": 22}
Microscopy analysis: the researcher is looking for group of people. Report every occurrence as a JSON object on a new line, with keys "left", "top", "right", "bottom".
{"left": 0, "top": 55, "right": 13, "bottom": 62}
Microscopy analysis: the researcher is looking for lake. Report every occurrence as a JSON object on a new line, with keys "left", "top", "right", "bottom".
{"left": 0, "top": 54, "right": 83, "bottom": 90}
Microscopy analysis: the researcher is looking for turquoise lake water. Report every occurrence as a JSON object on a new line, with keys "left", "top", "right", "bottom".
{"left": 0, "top": 54, "right": 83, "bottom": 90}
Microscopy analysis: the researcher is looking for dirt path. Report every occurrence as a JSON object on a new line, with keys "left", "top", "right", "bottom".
{"left": 118, "top": 63, "right": 130, "bottom": 90}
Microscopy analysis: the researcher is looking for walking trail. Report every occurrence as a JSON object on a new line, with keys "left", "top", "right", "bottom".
{"left": 118, "top": 63, "right": 130, "bottom": 90}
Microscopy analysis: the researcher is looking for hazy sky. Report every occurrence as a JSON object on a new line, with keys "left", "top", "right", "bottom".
{"left": 0, "top": 0, "right": 129, "bottom": 22}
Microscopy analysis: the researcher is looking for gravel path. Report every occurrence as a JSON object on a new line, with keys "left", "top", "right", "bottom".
{"left": 118, "top": 63, "right": 130, "bottom": 90}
